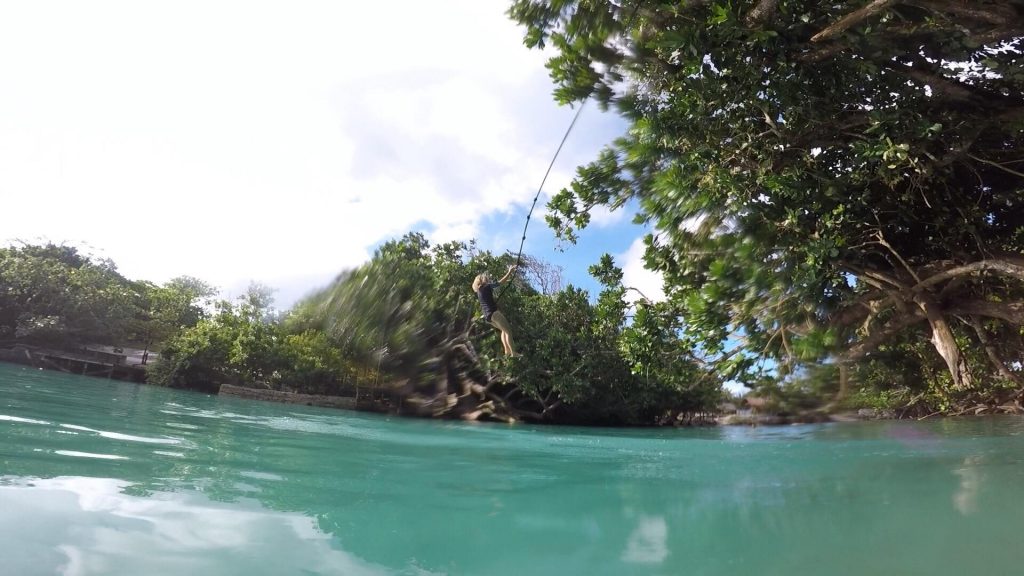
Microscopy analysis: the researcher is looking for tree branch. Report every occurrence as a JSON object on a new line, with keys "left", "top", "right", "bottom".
{"left": 841, "top": 262, "right": 910, "bottom": 291}
{"left": 811, "top": 0, "right": 898, "bottom": 43}
{"left": 949, "top": 300, "right": 1024, "bottom": 326}
{"left": 838, "top": 309, "right": 927, "bottom": 362}
{"left": 542, "top": 399, "right": 564, "bottom": 416}
{"left": 874, "top": 231, "right": 921, "bottom": 284}
{"left": 968, "top": 153, "right": 1024, "bottom": 180}
{"left": 626, "top": 286, "right": 656, "bottom": 303}
{"left": 758, "top": 105, "right": 786, "bottom": 139}
{"left": 913, "top": 259, "right": 1024, "bottom": 292}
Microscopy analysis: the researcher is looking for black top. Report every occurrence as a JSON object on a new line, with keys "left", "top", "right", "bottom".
{"left": 476, "top": 282, "right": 500, "bottom": 319}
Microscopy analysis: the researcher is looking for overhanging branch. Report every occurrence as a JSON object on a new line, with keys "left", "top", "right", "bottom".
{"left": 811, "top": 0, "right": 898, "bottom": 43}
{"left": 913, "top": 260, "right": 1024, "bottom": 292}
{"left": 949, "top": 300, "right": 1024, "bottom": 326}
{"left": 837, "top": 309, "right": 927, "bottom": 362}
{"left": 841, "top": 262, "right": 910, "bottom": 291}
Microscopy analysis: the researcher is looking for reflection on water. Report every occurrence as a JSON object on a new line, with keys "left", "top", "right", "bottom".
{"left": 622, "top": 515, "right": 668, "bottom": 565}
{"left": 953, "top": 455, "right": 985, "bottom": 516}
{"left": 0, "top": 476, "right": 392, "bottom": 576}
{"left": 4, "top": 363, "right": 1024, "bottom": 575}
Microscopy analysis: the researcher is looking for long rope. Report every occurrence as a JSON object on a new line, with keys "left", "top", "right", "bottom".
{"left": 510, "top": 1, "right": 644, "bottom": 270}
{"left": 512, "top": 100, "right": 587, "bottom": 269}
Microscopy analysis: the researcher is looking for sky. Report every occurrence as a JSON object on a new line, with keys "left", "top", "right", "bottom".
{"left": 0, "top": 0, "right": 664, "bottom": 310}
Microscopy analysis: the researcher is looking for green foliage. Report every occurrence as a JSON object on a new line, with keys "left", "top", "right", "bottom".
{"left": 150, "top": 283, "right": 365, "bottom": 395}
{"left": 0, "top": 242, "right": 218, "bottom": 360}
{"left": 278, "top": 330, "right": 356, "bottom": 395}
{"left": 0, "top": 243, "right": 137, "bottom": 345}
{"left": 846, "top": 387, "right": 914, "bottom": 413}
{"left": 149, "top": 288, "right": 273, "bottom": 391}
{"left": 147, "top": 308, "right": 238, "bottom": 392}
{"left": 297, "top": 233, "right": 722, "bottom": 424}
{"left": 2, "top": 238, "right": 722, "bottom": 424}
{"left": 510, "top": 0, "right": 1024, "bottom": 405}
{"left": 131, "top": 276, "right": 217, "bottom": 353}
{"left": 304, "top": 233, "right": 492, "bottom": 373}
{"left": 499, "top": 255, "right": 720, "bottom": 424}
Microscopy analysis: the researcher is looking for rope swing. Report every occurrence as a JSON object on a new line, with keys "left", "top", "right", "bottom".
{"left": 509, "top": 1, "right": 644, "bottom": 270}
{"left": 512, "top": 100, "right": 587, "bottom": 270}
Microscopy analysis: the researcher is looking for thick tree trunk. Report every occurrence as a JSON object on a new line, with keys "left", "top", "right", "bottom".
{"left": 916, "top": 295, "right": 974, "bottom": 391}
{"left": 834, "top": 258, "right": 1024, "bottom": 402}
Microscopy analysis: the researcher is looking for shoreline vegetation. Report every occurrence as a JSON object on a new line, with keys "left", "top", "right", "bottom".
{"left": 4, "top": 347, "right": 1022, "bottom": 426}
{"left": 205, "top": 384, "right": 1024, "bottom": 425}
{"left": 7, "top": 349, "right": 1018, "bottom": 426}
{"left": 3, "top": 225, "right": 1024, "bottom": 427}
{"left": 4, "top": 3, "right": 1023, "bottom": 425}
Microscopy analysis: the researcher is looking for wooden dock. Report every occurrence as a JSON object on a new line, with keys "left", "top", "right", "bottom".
{"left": 0, "top": 344, "right": 146, "bottom": 382}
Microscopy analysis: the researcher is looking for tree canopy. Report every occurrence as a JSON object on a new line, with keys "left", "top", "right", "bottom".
{"left": 510, "top": 0, "right": 1024, "bottom": 408}
{"left": 0, "top": 243, "right": 214, "bottom": 352}
{"left": 291, "top": 233, "right": 721, "bottom": 424}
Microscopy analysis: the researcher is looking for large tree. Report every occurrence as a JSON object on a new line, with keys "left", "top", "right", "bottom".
{"left": 0, "top": 243, "right": 137, "bottom": 346}
{"left": 510, "top": 0, "right": 1024, "bottom": 404}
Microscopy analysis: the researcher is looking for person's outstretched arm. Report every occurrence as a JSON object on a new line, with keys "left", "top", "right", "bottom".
{"left": 497, "top": 264, "right": 517, "bottom": 284}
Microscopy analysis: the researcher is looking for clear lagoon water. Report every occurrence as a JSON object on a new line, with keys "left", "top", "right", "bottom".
{"left": 3, "top": 362, "right": 1024, "bottom": 575}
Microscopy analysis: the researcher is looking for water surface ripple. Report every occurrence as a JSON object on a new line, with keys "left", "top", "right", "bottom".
{"left": 3, "top": 363, "right": 1024, "bottom": 575}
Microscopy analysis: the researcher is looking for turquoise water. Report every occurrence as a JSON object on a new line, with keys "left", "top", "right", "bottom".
{"left": 3, "top": 363, "right": 1024, "bottom": 575}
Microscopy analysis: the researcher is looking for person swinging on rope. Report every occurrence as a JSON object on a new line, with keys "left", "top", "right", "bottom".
{"left": 472, "top": 265, "right": 518, "bottom": 356}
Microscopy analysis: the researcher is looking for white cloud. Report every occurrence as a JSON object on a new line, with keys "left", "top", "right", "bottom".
{"left": 619, "top": 236, "right": 665, "bottom": 303}
{"left": 589, "top": 204, "right": 629, "bottom": 228}
{"left": 0, "top": 0, "right": 617, "bottom": 307}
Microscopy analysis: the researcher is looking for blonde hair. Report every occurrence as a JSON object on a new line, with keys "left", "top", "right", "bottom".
{"left": 472, "top": 272, "right": 492, "bottom": 292}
